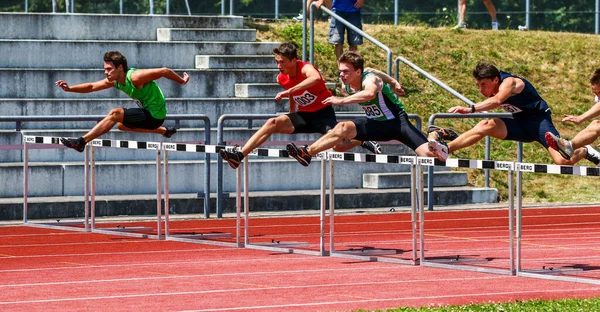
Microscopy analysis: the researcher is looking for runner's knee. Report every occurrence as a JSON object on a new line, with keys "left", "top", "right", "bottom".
{"left": 475, "top": 119, "right": 497, "bottom": 134}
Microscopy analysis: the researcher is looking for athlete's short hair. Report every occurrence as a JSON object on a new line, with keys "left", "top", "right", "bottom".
{"left": 590, "top": 68, "right": 600, "bottom": 86}
{"left": 338, "top": 50, "right": 364, "bottom": 73}
{"left": 273, "top": 42, "right": 298, "bottom": 60}
{"left": 104, "top": 51, "right": 128, "bottom": 72}
{"left": 472, "top": 62, "right": 500, "bottom": 80}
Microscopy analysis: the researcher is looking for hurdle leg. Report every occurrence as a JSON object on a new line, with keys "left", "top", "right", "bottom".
{"left": 319, "top": 156, "right": 327, "bottom": 256}
{"left": 164, "top": 150, "right": 170, "bottom": 238}
{"left": 418, "top": 163, "right": 425, "bottom": 263}
{"left": 23, "top": 140, "right": 29, "bottom": 224}
{"left": 243, "top": 157, "right": 249, "bottom": 246}
{"left": 411, "top": 161, "right": 417, "bottom": 264}
{"left": 328, "top": 158, "right": 335, "bottom": 254}
{"left": 508, "top": 168, "right": 515, "bottom": 275}
{"left": 84, "top": 144, "right": 90, "bottom": 231}
{"left": 156, "top": 146, "right": 163, "bottom": 239}
{"left": 236, "top": 157, "right": 243, "bottom": 247}
{"left": 91, "top": 144, "right": 96, "bottom": 230}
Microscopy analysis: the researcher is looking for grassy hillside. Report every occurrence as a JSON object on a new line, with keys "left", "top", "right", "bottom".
{"left": 249, "top": 19, "right": 600, "bottom": 204}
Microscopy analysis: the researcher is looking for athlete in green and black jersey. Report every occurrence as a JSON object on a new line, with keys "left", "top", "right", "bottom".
{"left": 55, "top": 51, "right": 189, "bottom": 152}
{"left": 287, "top": 50, "right": 448, "bottom": 166}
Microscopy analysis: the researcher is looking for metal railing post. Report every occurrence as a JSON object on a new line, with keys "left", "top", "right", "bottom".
{"left": 302, "top": 0, "right": 307, "bottom": 61}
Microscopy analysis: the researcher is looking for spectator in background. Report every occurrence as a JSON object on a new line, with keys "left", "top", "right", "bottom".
{"left": 307, "top": 0, "right": 364, "bottom": 61}
{"left": 453, "top": 0, "right": 499, "bottom": 30}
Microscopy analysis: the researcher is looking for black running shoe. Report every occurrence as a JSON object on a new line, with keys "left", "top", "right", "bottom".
{"left": 60, "top": 137, "right": 85, "bottom": 153}
{"left": 428, "top": 125, "right": 459, "bottom": 141}
{"left": 220, "top": 150, "right": 244, "bottom": 169}
{"left": 361, "top": 141, "right": 382, "bottom": 154}
{"left": 163, "top": 127, "right": 177, "bottom": 138}
{"left": 286, "top": 142, "right": 312, "bottom": 166}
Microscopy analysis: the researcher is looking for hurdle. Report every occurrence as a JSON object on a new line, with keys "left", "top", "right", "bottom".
{"left": 418, "top": 157, "right": 516, "bottom": 275}
{"left": 237, "top": 146, "right": 329, "bottom": 256}
{"left": 326, "top": 152, "right": 419, "bottom": 264}
{"left": 514, "top": 162, "right": 600, "bottom": 285}
{"left": 160, "top": 142, "right": 239, "bottom": 247}
{"left": 23, "top": 135, "right": 91, "bottom": 232}
{"left": 87, "top": 138, "right": 164, "bottom": 239}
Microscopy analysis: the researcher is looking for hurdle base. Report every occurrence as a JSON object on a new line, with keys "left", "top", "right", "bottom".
{"left": 425, "top": 256, "right": 490, "bottom": 265}
{"left": 520, "top": 267, "right": 584, "bottom": 276}
{"left": 170, "top": 233, "right": 233, "bottom": 240}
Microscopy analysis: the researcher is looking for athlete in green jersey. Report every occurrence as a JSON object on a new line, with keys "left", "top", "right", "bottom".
{"left": 287, "top": 50, "right": 448, "bottom": 166}
{"left": 55, "top": 51, "right": 189, "bottom": 152}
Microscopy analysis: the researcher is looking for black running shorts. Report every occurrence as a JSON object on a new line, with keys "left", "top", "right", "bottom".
{"left": 352, "top": 112, "right": 428, "bottom": 151}
{"left": 122, "top": 107, "right": 165, "bottom": 130}
{"left": 287, "top": 106, "right": 338, "bottom": 134}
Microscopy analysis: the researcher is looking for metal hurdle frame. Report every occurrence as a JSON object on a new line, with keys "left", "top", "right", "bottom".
{"left": 23, "top": 136, "right": 91, "bottom": 232}
{"left": 418, "top": 157, "right": 517, "bottom": 275}
{"left": 514, "top": 162, "right": 600, "bottom": 285}
{"left": 161, "top": 142, "right": 239, "bottom": 247}
{"left": 327, "top": 153, "right": 420, "bottom": 264}
{"left": 87, "top": 139, "right": 164, "bottom": 239}
{"left": 238, "top": 146, "right": 329, "bottom": 256}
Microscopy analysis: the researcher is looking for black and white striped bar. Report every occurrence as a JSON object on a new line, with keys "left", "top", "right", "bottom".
{"left": 329, "top": 152, "right": 416, "bottom": 164}
{"left": 23, "top": 136, "right": 61, "bottom": 145}
{"left": 91, "top": 139, "right": 161, "bottom": 150}
{"left": 515, "top": 162, "right": 600, "bottom": 176}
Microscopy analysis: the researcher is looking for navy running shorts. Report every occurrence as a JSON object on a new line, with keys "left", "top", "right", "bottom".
{"left": 501, "top": 112, "right": 559, "bottom": 148}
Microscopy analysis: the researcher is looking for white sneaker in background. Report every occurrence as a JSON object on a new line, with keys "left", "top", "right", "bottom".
{"left": 491, "top": 20, "right": 499, "bottom": 30}
{"left": 452, "top": 22, "right": 466, "bottom": 29}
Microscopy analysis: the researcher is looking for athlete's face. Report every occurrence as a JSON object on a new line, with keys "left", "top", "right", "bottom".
{"left": 475, "top": 77, "right": 499, "bottom": 98}
{"left": 592, "top": 84, "right": 600, "bottom": 102}
{"left": 104, "top": 61, "right": 123, "bottom": 82}
{"left": 274, "top": 55, "right": 295, "bottom": 75}
{"left": 338, "top": 62, "right": 361, "bottom": 86}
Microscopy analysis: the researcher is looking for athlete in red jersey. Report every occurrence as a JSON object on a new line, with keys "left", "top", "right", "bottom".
{"left": 220, "top": 42, "right": 380, "bottom": 169}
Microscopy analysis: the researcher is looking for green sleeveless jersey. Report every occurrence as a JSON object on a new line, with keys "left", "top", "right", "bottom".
{"left": 345, "top": 72, "right": 405, "bottom": 121}
{"left": 114, "top": 68, "right": 167, "bottom": 119}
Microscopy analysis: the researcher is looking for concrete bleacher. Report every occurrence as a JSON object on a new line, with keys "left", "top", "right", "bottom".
{"left": 0, "top": 12, "right": 497, "bottom": 220}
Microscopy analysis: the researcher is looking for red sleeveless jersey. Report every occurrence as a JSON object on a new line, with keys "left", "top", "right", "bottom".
{"left": 277, "top": 60, "right": 332, "bottom": 113}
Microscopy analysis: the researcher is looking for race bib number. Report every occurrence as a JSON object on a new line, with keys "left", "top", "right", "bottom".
{"left": 361, "top": 104, "right": 384, "bottom": 118}
{"left": 293, "top": 90, "right": 317, "bottom": 107}
{"left": 500, "top": 103, "right": 522, "bottom": 113}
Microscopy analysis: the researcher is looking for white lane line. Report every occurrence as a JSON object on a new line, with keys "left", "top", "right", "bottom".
{"left": 0, "top": 265, "right": 417, "bottom": 288}
{"left": 0, "top": 276, "right": 508, "bottom": 305}
{"left": 181, "top": 287, "right": 600, "bottom": 312}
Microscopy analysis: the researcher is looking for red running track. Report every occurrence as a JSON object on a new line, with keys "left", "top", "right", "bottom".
{"left": 2, "top": 205, "right": 600, "bottom": 311}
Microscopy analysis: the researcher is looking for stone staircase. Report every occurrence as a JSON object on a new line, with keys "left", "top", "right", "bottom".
{"left": 0, "top": 12, "right": 497, "bottom": 220}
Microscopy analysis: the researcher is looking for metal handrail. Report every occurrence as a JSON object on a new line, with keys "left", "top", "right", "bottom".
{"left": 215, "top": 112, "right": 422, "bottom": 218}
{"left": 3, "top": 114, "right": 212, "bottom": 218}
{"left": 307, "top": 3, "right": 393, "bottom": 75}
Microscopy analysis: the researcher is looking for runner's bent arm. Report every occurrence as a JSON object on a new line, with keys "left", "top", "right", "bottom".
{"left": 323, "top": 75, "right": 382, "bottom": 106}
{"left": 450, "top": 77, "right": 524, "bottom": 114}
{"left": 55, "top": 79, "right": 113, "bottom": 93}
{"left": 364, "top": 67, "right": 405, "bottom": 96}
{"left": 130, "top": 67, "right": 189, "bottom": 89}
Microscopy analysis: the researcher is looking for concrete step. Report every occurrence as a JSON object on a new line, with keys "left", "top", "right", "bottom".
{"left": 0, "top": 69, "right": 278, "bottom": 99}
{"left": 363, "top": 171, "right": 468, "bottom": 188}
{"left": 0, "top": 13, "right": 243, "bottom": 40}
{"left": 3, "top": 158, "right": 423, "bottom": 197}
{"left": 1, "top": 186, "right": 498, "bottom": 221}
{"left": 157, "top": 28, "right": 257, "bottom": 42}
{"left": 196, "top": 55, "right": 274, "bottom": 69}
{"left": 235, "top": 82, "right": 337, "bottom": 98}
{"left": 0, "top": 40, "right": 279, "bottom": 69}
{"left": 6, "top": 128, "right": 414, "bottom": 163}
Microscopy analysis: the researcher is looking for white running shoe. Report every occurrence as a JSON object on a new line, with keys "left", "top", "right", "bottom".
{"left": 428, "top": 141, "right": 449, "bottom": 162}
{"left": 491, "top": 20, "right": 499, "bottom": 30}
{"left": 452, "top": 22, "right": 467, "bottom": 30}
{"left": 545, "top": 132, "right": 574, "bottom": 160}
{"left": 585, "top": 145, "right": 600, "bottom": 167}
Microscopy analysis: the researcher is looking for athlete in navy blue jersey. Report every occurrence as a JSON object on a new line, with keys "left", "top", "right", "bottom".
{"left": 428, "top": 62, "right": 600, "bottom": 166}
